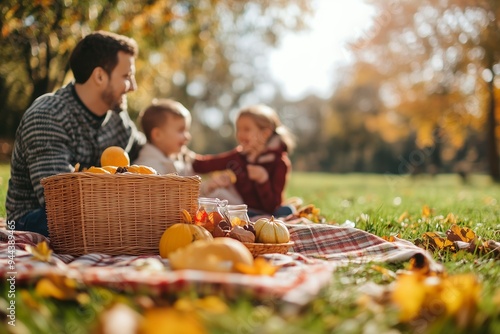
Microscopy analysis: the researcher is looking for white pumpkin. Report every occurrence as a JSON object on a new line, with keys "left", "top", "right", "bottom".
{"left": 254, "top": 216, "right": 290, "bottom": 244}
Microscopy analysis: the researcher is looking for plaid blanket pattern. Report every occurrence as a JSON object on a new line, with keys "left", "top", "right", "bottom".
{"left": 286, "top": 221, "right": 438, "bottom": 265}
{"left": 0, "top": 220, "right": 438, "bottom": 305}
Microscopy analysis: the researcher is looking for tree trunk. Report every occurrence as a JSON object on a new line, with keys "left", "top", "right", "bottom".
{"left": 486, "top": 75, "right": 500, "bottom": 182}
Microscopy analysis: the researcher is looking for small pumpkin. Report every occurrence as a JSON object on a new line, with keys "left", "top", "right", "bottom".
{"left": 158, "top": 210, "right": 213, "bottom": 258}
{"left": 169, "top": 237, "right": 253, "bottom": 272}
{"left": 254, "top": 216, "right": 290, "bottom": 244}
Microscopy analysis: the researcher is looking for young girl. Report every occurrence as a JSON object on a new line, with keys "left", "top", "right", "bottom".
{"left": 192, "top": 104, "right": 296, "bottom": 216}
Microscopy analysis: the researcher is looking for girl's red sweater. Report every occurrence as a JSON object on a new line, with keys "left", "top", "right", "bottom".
{"left": 192, "top": 138, "right": 291, "bottom": 214}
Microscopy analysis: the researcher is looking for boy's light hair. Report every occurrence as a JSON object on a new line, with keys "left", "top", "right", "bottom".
{"left": 138, "top": 98, "right": 191, "bottom": 142}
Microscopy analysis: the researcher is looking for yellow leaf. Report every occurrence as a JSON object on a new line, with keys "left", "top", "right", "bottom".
{"left": 422, "top": 205, "right": 432, "bottom": 218}
{"left": 139, "top": 307, "right": 206, "bottom": 334}
{"left": 20, "top": 290, "right": 40, "bottom": 309}
{"left": 444, "top": 213, "right": 457, "bottom": 224}
{"left": 381, "top": 234, "right": 400, "bottom": 242}
{"left": 193, "top": 296, "right": 228, "bottom": 314}
{"left": 174, "top": 296, "right": 228, "bottom": 314}
{"left": 26, "top": 241, "right": 52, "bottom": 262}
{"left": 392, "top": 274, "right": 427, "bottom": 322}
{"left": 234, "top": 258, "right": 279, "bottom": 276}
{"left": 397, "top": 211, "right": 409, "bottom": 223}
{"left": 449, "top": 224, "right": 476, "bottom": 243}
{"left": 439, "top": 274, "right": 480, "bottom": 318}
{"left": 35, "top": 275, "right": 85, "bottom": 302}
{"left": 421, "top": 232, "right": 455, "bottom": 251}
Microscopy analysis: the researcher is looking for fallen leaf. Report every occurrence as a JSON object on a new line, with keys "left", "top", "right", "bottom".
{"left": 447, "top": 224, "right": 476, "bottom": 243}
{"left": 35, "top": 274, "right": 88, "bottom": 303}
{"left": 139, "top": 307, "right": 206, "bottom": 334}
{"left": 234, "top": 257, "right": 279, "bottom": 276}
{"left": 422, "top": 205, "right": 432, "bottom": 218}
{"left": 381, "top": 234, "right": 400, "bottom": 242}
{"left": 397, "top": 211, "right": 409, "bottom": 223}
{"left": 391, "top": 272, "right": 481, "bottom": 325}
{"left": 444, "top": 213, "right": 457, "bottom": 224}
{"left": 419, "top": 232, "right": 455, "bottom": 252}
{"left": 392, "top": 274, "right": 427, "bottom": 322}
{"left": 26, "top": 241, "right": 53, "bottom": 262}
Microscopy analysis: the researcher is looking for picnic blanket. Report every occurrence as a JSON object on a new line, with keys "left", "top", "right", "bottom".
{"left": 0, "top": 219, "right": 439, "bottom": 306}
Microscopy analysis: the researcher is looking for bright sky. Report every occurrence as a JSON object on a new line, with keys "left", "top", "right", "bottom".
{"left": 269, "top": 0, "right": 375, "bottom": 100}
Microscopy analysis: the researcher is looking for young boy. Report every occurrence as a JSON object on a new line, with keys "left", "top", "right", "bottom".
{"left": 134, "top": 98, "right": 243, "bottom": 203}
{"left": 134, "top": 98, "right": 193, "bottom": 175}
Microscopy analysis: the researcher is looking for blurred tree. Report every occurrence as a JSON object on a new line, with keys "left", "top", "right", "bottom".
{"left": 322, "top": 63, "right": 411, "bottom": 173}
{"left": 350, "top": 0, "right": 500, "bottom": 180}
{"left": 0, "top": 0, "right": 312, "bottom": 143}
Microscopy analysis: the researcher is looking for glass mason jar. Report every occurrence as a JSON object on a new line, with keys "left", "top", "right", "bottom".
{"left": 226, "top": 204, "right": 251, "bottom": 227}
{"left": 194, "top": 197, "right": 228, "bottom": 232}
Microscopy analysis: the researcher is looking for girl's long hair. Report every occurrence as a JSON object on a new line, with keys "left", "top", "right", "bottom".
{"left": 237, "top": 104, "right": 296, "bottom": 153}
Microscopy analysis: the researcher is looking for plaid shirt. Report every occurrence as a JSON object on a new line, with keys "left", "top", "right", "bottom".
{"left": 6, "top": 83, "right": 146, "bottom": 223}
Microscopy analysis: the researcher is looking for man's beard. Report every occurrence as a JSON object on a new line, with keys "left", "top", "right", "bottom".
{"left": 102, "top": 85, "right": 127, "bottom": 113}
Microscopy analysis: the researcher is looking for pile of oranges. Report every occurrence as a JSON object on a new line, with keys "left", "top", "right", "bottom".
{"left": 76, "top": 146, "right": 157, "bottom": 175}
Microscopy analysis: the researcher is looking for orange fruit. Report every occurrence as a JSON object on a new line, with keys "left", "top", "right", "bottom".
{"left": 86, "top": 166, "right": 111, "bottom": 174}
{"left": 101, "top": 166, "right": 118, "bottom": 174}
{"left": 100, "top": 146, "right": 130, "bottom": 167}
{"left": 127, "top": 164, "right": 158, "bottom": 175}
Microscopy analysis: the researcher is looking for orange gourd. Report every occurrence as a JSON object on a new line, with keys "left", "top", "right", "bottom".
{"left": 158, "top": 210, "right": 213, "bottom": 258}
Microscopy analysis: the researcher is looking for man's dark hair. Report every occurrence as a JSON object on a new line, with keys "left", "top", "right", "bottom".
{"left": 69, "top": 31, "right": 138, "bottom": 83}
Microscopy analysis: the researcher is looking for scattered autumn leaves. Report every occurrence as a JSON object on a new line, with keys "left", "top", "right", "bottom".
{"left": 371, "top": 204, "right": 499, "bottom": 328}
{"left": 362, "top": 253, "right": 481, "bottom": 328}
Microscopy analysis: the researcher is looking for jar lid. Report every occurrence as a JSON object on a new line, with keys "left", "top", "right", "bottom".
{"left": 227, "top": 204, "right": 248, "bottom": 211}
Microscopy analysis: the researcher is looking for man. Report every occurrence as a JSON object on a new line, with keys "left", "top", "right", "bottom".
{"left": 6, "top": 31, "right": 146, "bottom": 236}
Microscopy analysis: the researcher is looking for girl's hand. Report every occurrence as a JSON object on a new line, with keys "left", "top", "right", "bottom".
{"left": 247, "top": 165, "right": 269, "bottom": 184}
{"left": 203, "top": 171, "right": 234, "bottom": 193}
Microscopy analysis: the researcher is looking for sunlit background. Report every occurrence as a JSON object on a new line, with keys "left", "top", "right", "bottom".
{"left": 1, "top": 0, "right": 499, "bottom": 181}
{"left": 270, "top": 0, "right": 375, "bottom": 100}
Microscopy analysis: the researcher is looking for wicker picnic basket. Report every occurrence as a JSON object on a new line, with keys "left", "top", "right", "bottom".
{"left": 41, "top": 172, "right": 201, "bottom": 256}
{"left": 243, "top": 241, "right": 294, "bottom": 257}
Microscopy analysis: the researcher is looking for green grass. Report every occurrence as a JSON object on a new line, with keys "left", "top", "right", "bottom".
{"left": 287, "top": 172, "right": 500, "bottom": 239}
{"left": 1, "top": 167, "right": 500, "bottom": 333}
{"left": 0, "top": 163, "right": 8, "bottom": 217}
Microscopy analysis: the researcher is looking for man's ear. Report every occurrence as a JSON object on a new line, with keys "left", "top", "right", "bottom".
{"left": 92, "top": 67, "right": 107, "bottom": 85}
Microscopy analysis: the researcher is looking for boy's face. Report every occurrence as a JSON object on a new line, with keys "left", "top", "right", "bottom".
{"left": 153, "top": 114, "right": 191, "bottom": 156}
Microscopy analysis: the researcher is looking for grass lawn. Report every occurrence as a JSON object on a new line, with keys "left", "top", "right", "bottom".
{"left": 0, "top": 163, "right": 8, "bottom": 218}
{"left": 1, "top": 165, "right": 500, "bottom": 333}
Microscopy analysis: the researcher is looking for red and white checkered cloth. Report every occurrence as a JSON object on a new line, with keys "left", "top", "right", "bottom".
{"left": 286, "top": 220, "right": 440, "bottom": 267}
{"left": 0, "top": 219, "right": 439, "bottom": 306}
